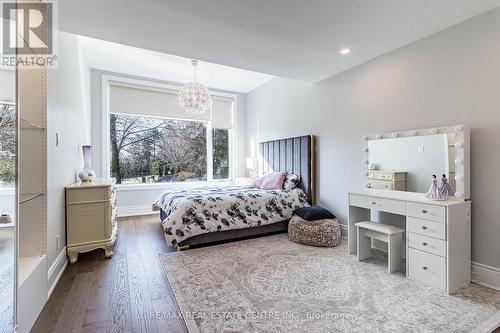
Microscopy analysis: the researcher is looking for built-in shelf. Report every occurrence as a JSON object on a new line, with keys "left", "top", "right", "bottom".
{"left": 20, "top": 118, "right": 45, "bottom": 130}
{"left": 19, "top": 192, "right": 44, "bottom": 204}
{"left": 18, "top": 255, "right": 45, "bottom": 287}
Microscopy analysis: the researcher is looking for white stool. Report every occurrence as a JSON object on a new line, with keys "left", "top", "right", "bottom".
{"left": 355, "top": 221, "right": 404, "bottom": 274}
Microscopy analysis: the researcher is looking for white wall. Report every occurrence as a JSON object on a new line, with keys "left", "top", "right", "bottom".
{"left": 368, "top": 134, "right": 448, "bottom": 193}
{"left": 47, "top": 32, "right": 91, "bottom": 287}
{"left": 0, "top": 69, "right": 15, "bottom": 102}
{"left": 89, "top": 70, "right": 247, "bottom": 214}
{"left": 245, "top": 8, "right": 500, "bottom": 269}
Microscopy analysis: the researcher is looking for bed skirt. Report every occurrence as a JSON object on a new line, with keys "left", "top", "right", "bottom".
{"left": 160, "top": 208, "right": 289, "bottom": 250}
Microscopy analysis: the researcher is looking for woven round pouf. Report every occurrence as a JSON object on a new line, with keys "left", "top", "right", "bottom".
{"left": 288, "top": 215, "right": 341, "bottom": 247}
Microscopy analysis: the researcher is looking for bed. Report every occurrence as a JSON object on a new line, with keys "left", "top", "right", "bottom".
{"left": 153, "top": 135, "right": 316, "bottom": 250}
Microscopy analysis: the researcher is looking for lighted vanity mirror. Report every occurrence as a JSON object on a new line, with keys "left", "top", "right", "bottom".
{"left": 362, "top": 125, "right": 470, "bottom": 199}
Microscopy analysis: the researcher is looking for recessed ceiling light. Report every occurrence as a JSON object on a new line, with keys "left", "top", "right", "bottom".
{"left": 339, "top": 48, "right": 352, "bottom": 55}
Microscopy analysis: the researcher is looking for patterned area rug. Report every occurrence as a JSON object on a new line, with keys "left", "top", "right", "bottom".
{"left": 160, "top": 234, "right": 500, "bottom": 333}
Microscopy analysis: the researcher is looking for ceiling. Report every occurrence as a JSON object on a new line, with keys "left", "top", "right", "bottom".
{"left": 76, "top": 34, "right": 274, "bottom": 93}
{"left": 60, "top": 0, "right": 500, "bottom": 82}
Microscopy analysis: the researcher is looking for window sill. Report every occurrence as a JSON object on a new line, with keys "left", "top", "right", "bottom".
{"left": 116, "top": 180, "right": 235, "bottom": 192}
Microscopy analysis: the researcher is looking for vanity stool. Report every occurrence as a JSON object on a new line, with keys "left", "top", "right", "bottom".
{"left": 355, "top": 221, "right": 404, "bottom": 274}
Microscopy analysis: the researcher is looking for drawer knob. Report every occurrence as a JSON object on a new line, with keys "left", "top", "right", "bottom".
{"left": 422, "top": 242, "right": 428, "bottom": 246}
{"left": 422, "top": 209, "right": 428, "bottom": 214}
{"left": 372, "top": 202, "right": 376, "bottom": 205}
{"left": 422, "top": 266, "right": 428, "bottom": 271}
{"left": 422, "top": 226, "right": 428, "bottom": 230}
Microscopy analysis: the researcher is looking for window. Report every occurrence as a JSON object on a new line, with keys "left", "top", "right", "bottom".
{"left": 110, "top": 114, "right": 209, "bottom": 184}
{"left": 0, "top": 103, "right": 15, "bottom": 186}
{"left": 107, "top": 80, "right": 235, "bottom": 185}
{"left": 213, "top": 128, "right": 229, "bottom": 179}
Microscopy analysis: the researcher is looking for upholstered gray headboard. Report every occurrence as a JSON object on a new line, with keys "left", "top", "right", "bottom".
{"left": 259, "top": 135, "right": 316, "bottom": 203}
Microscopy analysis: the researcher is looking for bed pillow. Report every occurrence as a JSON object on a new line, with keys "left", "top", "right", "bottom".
{"left": 293, "top": 205, "right": 336, "bottom": 221}
{"left": 283, "top": 173, "right": 301, "bottom": 190}
{"left": 253, "top": 175, "right": 266, "bottom": 188}
{"left": 255, "top": 172, "right": 288, "bottom": 190}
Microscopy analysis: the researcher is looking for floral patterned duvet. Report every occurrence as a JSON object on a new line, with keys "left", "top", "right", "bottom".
{"left": 154, "top": 185, "right": 309, "bottom": 246}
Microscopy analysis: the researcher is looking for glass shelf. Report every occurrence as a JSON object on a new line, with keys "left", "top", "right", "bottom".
{"left": 19, "top": 192, "right": 44, "bottom": 204}
{"left": 20, "top": 119, "right": 45, "bottom": 130}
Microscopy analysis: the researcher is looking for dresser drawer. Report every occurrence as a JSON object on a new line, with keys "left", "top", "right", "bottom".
{"left": 350, "top": 194, "right": 406, "bottom": 215}
{"left": 407, "top": 217, "right": 446, "bottom": 240}
{"left": 408, "top": 248, "right": 446, "bottom": 291}
{"left": 407, "top": 202, "right": 446, "bottom": 223}
{"left": 368, "top": 180, "right": 393, "bottom": 190}
{"left": 408, "top": 232, "right": 446, "bottom": 257}
{"left": 375, "top": 173, "right": 393, "bottom": 181}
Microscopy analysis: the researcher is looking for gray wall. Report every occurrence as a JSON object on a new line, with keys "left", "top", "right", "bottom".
{"left": 245, "top": 8, "right": 500, "bottom": 269}
{"left": 47, "top": 32, "right": 90, "bottom": 283}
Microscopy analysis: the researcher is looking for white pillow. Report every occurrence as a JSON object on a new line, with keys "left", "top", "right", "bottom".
{"left": 283, "top": 173, "right": 301, "bottom": 190}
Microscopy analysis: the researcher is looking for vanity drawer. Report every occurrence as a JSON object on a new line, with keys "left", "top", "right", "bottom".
{"left": 408, "top": 248, "right": 446, "bottom": 291}
{"left": 407, "top": 202, "right": 446, "bottom": 223}
{"left": 408, "top": 232, "right": 446, "bottom": 257}
{"left": 407, "top": 217, "right": 446, "bottom": 240}
{"left": 349, "top": 194, "right": 406, "bottom": 215}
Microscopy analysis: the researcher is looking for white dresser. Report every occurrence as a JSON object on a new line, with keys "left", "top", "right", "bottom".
{"left": 65, "top": 178, "right": 117, "bottom": 264}
{"left": 349, "top": 189, "right": 471, "bottom": 293}
{"left": 367, "top": 171, "right": 407, "bottom": 191}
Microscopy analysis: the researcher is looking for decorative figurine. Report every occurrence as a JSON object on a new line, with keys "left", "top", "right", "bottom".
{"left": 439, "top": 174, "right": 455, "bottom": 198}
{"left": 426, "top": 175, "right": 442, "bottom": 200}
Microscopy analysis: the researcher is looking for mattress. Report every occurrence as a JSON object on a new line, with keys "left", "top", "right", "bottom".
{"left": 154, "top": 185, "right": 309, "bottom": 246}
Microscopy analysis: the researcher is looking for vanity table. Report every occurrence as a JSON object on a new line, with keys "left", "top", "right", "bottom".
{"left": 349, "top": 189, "right": 470, "bottom": 293}
{"left": 350, "top": 124, "right": 471, "bottom": 294}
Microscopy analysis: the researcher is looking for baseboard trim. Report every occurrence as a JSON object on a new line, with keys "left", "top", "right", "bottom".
{"left": 340, "top": 223, "right": 348, "bottom": 238}
{"left": 472, "top": 261, "right": 500, "bottom": 291}
{"left": 117, "top": 204, "right": 157, "bottom": 217}
{"left": 47, "top": 247, "right": 68, "bottom": 299}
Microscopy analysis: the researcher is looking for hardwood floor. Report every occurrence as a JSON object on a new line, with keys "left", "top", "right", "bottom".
{"left": 0, "top": 227, "right": 15, "bottom": 333}
{"left": 31, "top": 215, "right": 188, "bottom": 333}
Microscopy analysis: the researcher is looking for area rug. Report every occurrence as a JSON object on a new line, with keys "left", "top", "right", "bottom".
{"left": 160, "top": 234, "right": 500, "bottom": 333}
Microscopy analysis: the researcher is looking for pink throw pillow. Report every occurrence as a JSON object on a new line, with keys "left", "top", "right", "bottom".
{"left": 260, "top": 172, "right": 288, "bottom": 190}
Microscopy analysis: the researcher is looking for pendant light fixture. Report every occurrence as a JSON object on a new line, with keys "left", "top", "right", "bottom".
{"left": 179, "top": 59, "right": 210, "bottom": 114}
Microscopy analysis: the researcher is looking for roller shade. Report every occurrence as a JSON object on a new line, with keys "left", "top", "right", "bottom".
{"left": 109, "top": 83, "right": 211, "bottom": 121}
{"left": 211, "top": 96, "right": 233, "bottom": 129}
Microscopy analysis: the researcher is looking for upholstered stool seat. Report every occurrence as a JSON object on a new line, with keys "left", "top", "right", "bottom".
{"left": 288, "top": 215, "right": 341, "bottom": 247}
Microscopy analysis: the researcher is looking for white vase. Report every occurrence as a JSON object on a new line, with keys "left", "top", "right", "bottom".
{"left": 79, "top": 145, "right": 95, "bottom": 182}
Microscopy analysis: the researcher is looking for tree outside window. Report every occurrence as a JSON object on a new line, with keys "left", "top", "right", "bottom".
{"left": 0, "top": 104, "right": 16, "bottom": 185}
{"left": 110, "top": 113, "right": 231, "bottom": 184}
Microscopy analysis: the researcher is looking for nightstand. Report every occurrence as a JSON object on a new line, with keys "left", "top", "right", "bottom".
{"left": 65, "top": 178, "right": 117, "bottom": 264}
